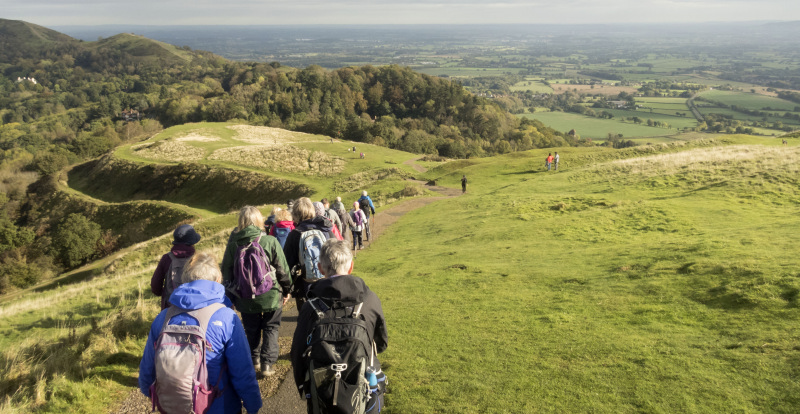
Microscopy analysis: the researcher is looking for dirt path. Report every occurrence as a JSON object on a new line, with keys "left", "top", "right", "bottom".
{"left": 112, "top": 181, "right": 461, "bottom": 414}
{"left": 403, "top": 155, "right": 428, "bottom": 173}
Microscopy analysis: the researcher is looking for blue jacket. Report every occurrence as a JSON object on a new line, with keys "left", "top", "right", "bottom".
{"left": 138, "top": 280, "right": 262, "bottom": 414}
{"left": 358, "top": 195, "right": 375, "bottom": 213}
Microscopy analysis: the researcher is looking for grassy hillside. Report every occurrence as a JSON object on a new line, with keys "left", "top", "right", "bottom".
{"left": 3, "top": 135, "right": 799, "bottom": 412}
{"left": 91, "top": 33, "right": 193, "bottom": 64}
{"left": 109, "top": 122, "right": 423, "bottom": 205}
{"left": 0, "top": 19, "right": 77, "bottom": 60}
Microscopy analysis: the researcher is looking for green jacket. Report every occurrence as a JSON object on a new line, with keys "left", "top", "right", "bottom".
{"left": 221, "top": 225, "right": 290, "bottom": 313}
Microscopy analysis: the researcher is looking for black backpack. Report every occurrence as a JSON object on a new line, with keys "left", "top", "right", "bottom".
{"left": 302, "top": 298, "right": 372, "bottom": 414}
{"left": 359, "top": 198, "right": 371, "bottom": 218}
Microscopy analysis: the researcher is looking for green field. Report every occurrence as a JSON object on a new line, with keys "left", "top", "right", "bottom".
{"left": 510, "top": 79, "right": 554, "bottom": 93}
{"left": 699, "top": 90, "right": 799, "bottom": 112}
{"left": 4, "top": 127, "right": 800, "bottom": 413}
{"left": 522, "top": 112, "right": 680, "bottom": 139}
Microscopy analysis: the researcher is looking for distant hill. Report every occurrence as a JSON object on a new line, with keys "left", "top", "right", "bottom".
{"left": 91, "top": 33, "right": 194, "bottom": 65}
{"left": 0, "top": 18, "right": 79, "bottom": 61}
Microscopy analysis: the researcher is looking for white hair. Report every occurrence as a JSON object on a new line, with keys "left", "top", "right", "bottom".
{"left": 319, "top": 239, "right": 353, "bottom": 276}
{"left": 361, "top": 190, "right": 368, "bottom": 196}
{"left": 181, "top": 252, "right": 222, "bottom": 284}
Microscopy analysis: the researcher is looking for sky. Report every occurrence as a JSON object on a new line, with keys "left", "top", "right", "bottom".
{"left": 3, "top": 0, "right": 799, "bottom": 26}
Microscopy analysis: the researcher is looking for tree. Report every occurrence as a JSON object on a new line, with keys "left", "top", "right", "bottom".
{"left": 52, "top": 213, "right": 102, "bottom": 268}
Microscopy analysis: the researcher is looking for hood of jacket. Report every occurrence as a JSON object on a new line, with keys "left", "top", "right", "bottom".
{"left": 296, "top": 216, "right": 333, "bottom": 233}
{"left": 232, "top": 225, "right": 263, "bottom": 245}
{"left": 308, "top": 275, "right": 367, "bottom": 307}
{"left": 170, "top": 243, "right": 195, "bottom": 258}
{"left": 169, "top": 279, "right": 231, "bottom": 310}
{"left": 275, "top": 220, "right": 295, "bottom": 229}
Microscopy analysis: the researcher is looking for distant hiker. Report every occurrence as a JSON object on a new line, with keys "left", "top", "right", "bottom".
{"left": 350, "top": 201, "right": 367, "bottom": 250}
{"left": 358, "top": 191, "right": 376, "bottom": 242}
{"left": 332, "top": 196, "right": 346, "bottom": 213}
{"left": 265, "top": 206, "right": 281, "bottom": 235}
{"left": 315, "top": 202, "right": 344, "bottom": 241}
{"left": 139, "top": 252, "right": 263, "bottom": 414}
{"left": 222, "top": 206, "right": 291, "bottom": 378}
{"left": 360, "top": 152, "right": 365, "bottom": 159}
{"left": 783, "top": 139, "right": 788, "bottom": 146}
{"left": 269, "top": 208, "right": 295, "bottom": 249}
{"left": 461, "top": 175, "right": 467, "bottom": 193}
{"left": 287, "top": 199, "right": 295, "bottom": 213}
{"left": 545, "top": 153, "right": 554, "bottom": 171}
{"left": 353, "top": 146, "right": 356, "bottom": 152}
{"left": 283, "top": 197, "right": 337, "bottom": 311}
{"left": 554, "top": 152, "right": 560, "bottom": 170}
{"left": 291, "top": 239, "right": 388, "bottom": 414}
{"left": 150, "top": 224, "right": 200, "bottom": 310}
{"left": 322, "top": 198, "right": 344, "bottom": 236}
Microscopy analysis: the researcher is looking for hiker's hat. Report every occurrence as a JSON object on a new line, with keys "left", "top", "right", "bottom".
{"left": 173, "top": 224, "right": 201, "bottom": 246}
{"left": 353, "top": 201, "right": 360, "bottom": 208}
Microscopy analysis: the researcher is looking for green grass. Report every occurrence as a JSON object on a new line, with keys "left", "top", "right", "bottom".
{"left": 699, "top": 90, "right": 799, "bottom": 112}
{"left": 5, "top": 134, "right": 800, "bottom": 412}
{"left": 355, "top": 137, "right": 800, "bottom": 413}
{"left": 509, "top": 80, "right": 554, "bottom": 93}
{"left": 522, "top": 112, "right": 680, "bottom": 139}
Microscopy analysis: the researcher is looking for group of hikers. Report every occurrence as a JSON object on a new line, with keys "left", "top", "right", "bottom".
{"left": 140, "top": 191, "right": 387, "bottom": 414}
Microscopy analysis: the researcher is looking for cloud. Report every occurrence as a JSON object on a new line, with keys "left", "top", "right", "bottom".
{"left": 4, "top": 0, "right": 799, "bottom": 25}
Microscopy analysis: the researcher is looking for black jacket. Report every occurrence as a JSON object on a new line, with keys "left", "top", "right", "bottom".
{"left": 283, "top": 217, "right": 336, "bottom": 295}
{"left": 290, "top": 274, "right": 388, "bottom": 393}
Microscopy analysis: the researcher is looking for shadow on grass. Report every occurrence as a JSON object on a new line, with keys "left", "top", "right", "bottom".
{"left": 32, "top": 267, "right": 103, "bottom": 294}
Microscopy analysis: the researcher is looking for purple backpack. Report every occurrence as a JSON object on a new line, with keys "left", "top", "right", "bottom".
{"left": 150, "top": 303, "right": 225, "bottom": 414}
{"left": 233, "top": 234, "right": 276, "bottom": 299}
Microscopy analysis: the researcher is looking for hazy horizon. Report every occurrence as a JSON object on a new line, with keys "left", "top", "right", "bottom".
{"left": 4, "top": 0, "right": 800, "bottom": 26}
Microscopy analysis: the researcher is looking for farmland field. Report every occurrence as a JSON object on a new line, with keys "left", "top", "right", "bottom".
{"left": 522, "top": 112, "right": 678, "bottom": 139}
{"left": 698, "top": 90, "right": 799, "bottom": 112}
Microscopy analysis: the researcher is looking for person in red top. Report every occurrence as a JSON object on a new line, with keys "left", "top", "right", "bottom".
{"left": 545, "top": 153, "right": 554, "bottom": 171}
{"left": 150, "top": 224, "right": 201, "bottom": 309}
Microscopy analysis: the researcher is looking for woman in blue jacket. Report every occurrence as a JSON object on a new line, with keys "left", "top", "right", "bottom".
{"left": 138, "top": 252, "right": 262, "bottom": 414}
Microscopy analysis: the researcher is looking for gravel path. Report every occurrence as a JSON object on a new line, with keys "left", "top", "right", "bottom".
{"left": 111, "top": 172, "right": 460, "bottom": 414}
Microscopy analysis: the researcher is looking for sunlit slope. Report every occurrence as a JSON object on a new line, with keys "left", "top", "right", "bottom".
{"left": 357, "top": 137, "right": 800, "bottom": 413}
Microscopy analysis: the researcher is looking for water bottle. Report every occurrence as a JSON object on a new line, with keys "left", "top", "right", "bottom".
{"left": 366, "top": 368, "right": 378, "bottom": 395}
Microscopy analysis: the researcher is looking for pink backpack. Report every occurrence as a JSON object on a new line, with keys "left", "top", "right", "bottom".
{"left": 149, "top": 303, "right": 225, "bottom": 414}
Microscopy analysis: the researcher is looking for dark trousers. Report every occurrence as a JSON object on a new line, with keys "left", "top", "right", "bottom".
{"left": 240, "top": 307, "right": 282, "bottom": 365}
{"left": 352, "top": 230, "right": 363, "bottom": 249}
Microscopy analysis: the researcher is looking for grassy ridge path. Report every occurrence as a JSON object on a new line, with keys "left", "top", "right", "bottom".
{"left": 113, "top": 180, "right": 461, "bottom": 414}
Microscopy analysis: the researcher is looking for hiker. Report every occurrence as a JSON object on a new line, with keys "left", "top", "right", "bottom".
{"left": 287, "top": 199, "right": 295, "bottom": 213}
{"left": 321, "top": 198, "right": 344, "bottom": 236}
{"left": 332, "top": 196, "right": 346, "bottom": 213}
{"left": 358, "top": 190, "right": 376, "bottom": 241}
{"left": 350, "top": 201, "right": 367, "bottom": 251}
{"left": 283, "top": 197, "right": 337, "bottom": 311}
{"left": 545, "top": 153, "right": 554, "bottom": 171}
{"left": 139, "top": 252, "right": 262, "bottom": 414}
{"left": 269, "top": 208, "right": 295, "bottom": 249}
{"left": 265, "top": 206, "right": 281, "bottom": 235}
{"left": 554, "top": 152, "right": 560, "bottom": 170}
{"left": 314, "top": 201, "right": 344, "bottom": 241}
{"left": 337, "top": 202, "right": 355, "bottom": 244}
{"left": 461, "top": 175, "right": 467, "bottom": 193}
{"left": 783, "top": 139, "right": 788, "bottom": 146}
{"left": 221, "top": 206, "right": 291, "bottom": 378}
{"left": 150, "top": 224, "right": 201, "bottom": 310}
{"left": 290, "top": 239, "right": 388, "bottom": 414}
{"left": 360, "top": 152, "right": 365, "bottom": 159}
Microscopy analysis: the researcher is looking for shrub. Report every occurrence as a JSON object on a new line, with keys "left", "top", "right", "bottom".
{"left": 32, "top": 151, "right": 69, "bottom": 176}
{"left": 1, "top": 258, "right": 41, "bottom": 289}
{"left": 51, "top": 213, "right": 102, "bottom": 268}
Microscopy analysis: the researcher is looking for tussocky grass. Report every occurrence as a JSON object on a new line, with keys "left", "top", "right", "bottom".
{"left": 355, "top": 136, "right": 800, "bottom": 413}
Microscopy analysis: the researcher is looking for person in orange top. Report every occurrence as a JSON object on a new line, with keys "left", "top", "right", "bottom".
{"left": 545, "top": 153, "right": 554, "bottom": 171}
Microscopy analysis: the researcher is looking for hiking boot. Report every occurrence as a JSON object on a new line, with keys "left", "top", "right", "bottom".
{"left": 252, "top": 358, "right": 261, "bottom": 371}
{"left": 261, "top": 364, "right": 275, "bottom": 377}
